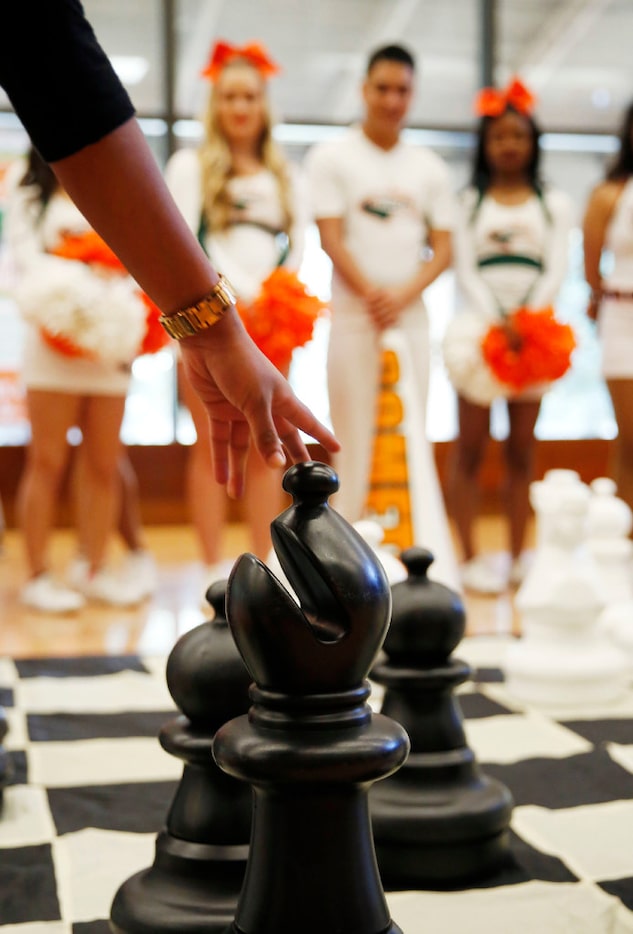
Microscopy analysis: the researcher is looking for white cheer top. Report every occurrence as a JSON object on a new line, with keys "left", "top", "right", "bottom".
{"left": 305, "top": 126, "right": 455, "bottom": 307}
{"left": 454, "top": 187, "right": 573, "bottom": 320}
{"left": 165, "top": 148, "right": 306, "bottom": 304}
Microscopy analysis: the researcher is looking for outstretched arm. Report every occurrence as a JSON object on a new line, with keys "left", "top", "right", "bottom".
{"left": 52, "top": 121, "right": 338, "bottom": 496}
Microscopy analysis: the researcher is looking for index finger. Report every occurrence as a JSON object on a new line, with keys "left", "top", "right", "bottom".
{"left": 279, "top": 401, "right": 340, "bottom": 455}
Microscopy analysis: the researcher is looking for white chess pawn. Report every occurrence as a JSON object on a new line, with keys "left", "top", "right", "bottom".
{"left": 587, "top": 477, "right": 633, "bottom": 605}
{"left": 599, "top": 600, "right": 633, "bottom": 670}
{"left": 506, "top": 484, "right": 629, "bottom": 707}
{"left": 529, "top": 468, "right": 582, "bottom": 548}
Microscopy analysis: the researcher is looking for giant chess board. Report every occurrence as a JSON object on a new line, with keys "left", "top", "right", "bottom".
{"left": 2, "top": 636, "right": 633, "bottom": 933}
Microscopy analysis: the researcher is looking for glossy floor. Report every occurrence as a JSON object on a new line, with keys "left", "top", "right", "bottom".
{"left": 0, "top": 518, "right": 526, "bottom": 659}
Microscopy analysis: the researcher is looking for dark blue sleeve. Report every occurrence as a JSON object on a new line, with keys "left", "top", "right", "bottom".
{"left": 0, "top": 0, "right": 135, "bottom": 162}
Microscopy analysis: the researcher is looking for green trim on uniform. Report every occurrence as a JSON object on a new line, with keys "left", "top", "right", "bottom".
{"left": 477, "top": 254, "right": 543, "bottom": 270}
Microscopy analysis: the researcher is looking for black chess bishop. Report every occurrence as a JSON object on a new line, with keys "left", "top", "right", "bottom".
{"left": 213, "top": 461, "right": 410, "bottom": 934}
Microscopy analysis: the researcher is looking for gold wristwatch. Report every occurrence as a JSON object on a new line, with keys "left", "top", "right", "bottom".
{"left": 159, "top": 275, "right": 237, "bottom": 340}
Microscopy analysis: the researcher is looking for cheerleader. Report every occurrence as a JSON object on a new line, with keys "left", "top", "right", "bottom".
{"left": 165, "top": 40, "right": 315, "bottom": 584}
{"left": 448, "top": 79, "right": 573, "bottom": 594}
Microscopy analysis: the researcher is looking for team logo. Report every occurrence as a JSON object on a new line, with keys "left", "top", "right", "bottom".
{"left": 360, "top": 195, "right": 411, "bottom": 220}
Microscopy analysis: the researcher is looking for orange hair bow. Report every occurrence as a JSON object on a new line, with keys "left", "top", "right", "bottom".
{"left": 474, "top": 76, "right": 536, "bottom": 118}
{"left": 201, "top": 40, "right": 281, "bottom": 81}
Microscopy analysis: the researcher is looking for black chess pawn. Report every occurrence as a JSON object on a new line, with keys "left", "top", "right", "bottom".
{"left": 214, "top": 461, "right": 410, "bottom": 934}
{"left": 110, "top": 580, "right": 253, "bottom": 933}
{"left": 370, "top": 548, "right": 514, "bottom": 887}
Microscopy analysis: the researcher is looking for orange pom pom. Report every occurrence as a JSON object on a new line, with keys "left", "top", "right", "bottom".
{"left": 137, "top": 293, "right": 170, "bottom": 355}
{"left": 481, "top": 306, "right": 575, "bottom": 392}
{"left": 41, "top": 328, "right": 95, "bottom": 359}
{"left": 237, "top": 268, "right": 326, "bottom": 371}
{"left": 51, "top": 231, "right": 125, "bottom": 271}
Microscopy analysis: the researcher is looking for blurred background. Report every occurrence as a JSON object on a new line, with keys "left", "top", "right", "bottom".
{"left": 0, "top": 0, "right": 630, "bottom": 477}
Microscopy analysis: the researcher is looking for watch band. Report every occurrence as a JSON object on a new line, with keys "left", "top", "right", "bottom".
{"left": 159, "top": 275, "right": 237, "bottom": 340}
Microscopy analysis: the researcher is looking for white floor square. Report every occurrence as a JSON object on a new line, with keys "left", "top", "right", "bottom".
{"left": 464, "top": 710, "right": 592, "bottom": 764}
{"left": 388, "top": 880, "right": 633, "bottom": 934}
{"left": 514, "top": 800, "right": 633, "bottom": 881}
{"left": 16, "top": 670, "right": 174, "bottom": 715}
{"left": 28, "top": 737, "right": 181, "bottom": 787}
{"left": 0, "top": 785, "right": 56, "bottom": 848}
{"left": 54, "top": 828, "right": 155, "bottom": 924}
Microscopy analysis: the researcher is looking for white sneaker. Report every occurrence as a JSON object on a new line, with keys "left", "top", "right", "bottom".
{"left": 21, "top": 573, "right": 85, "bottom": 614}
{"left": 461, "top": 556, "right": 507, "bottom": 595}
{"left": 79, "top": 566, "right": 145, "bottom": 608}
{"left": 67, "top": 556, "right": 90, "bottom": 591}
{"left": 120, "top": 550, "right": 158, "bottom": 600}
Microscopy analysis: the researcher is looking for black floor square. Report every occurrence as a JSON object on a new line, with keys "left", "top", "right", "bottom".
{"left": 0, "top": 844, "right": 60, "bottom": 924}
{"left": 48, "top": 780, "right": 178, "bottom": 835}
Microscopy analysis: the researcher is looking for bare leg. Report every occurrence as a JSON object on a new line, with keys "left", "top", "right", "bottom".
{"left": 606, "top": 378, "right": 633, "bottom": 516}
{"left": 180, "top": 362, "right": 227, "bottom": 565}
{"left": 505, "top": 399, "right": 540, "bottom": 559}
{"left": 117, "top": 452, "right": 146, "bottom": 552}
{"left": 243, "top": 450, "right": 284, "bottom": 560}
{"left": 74, "top": 447, "right": 146, "bottom": 554}
{"left": 74, "top": 394, "right": 126, "bottom": 573}
{"left": 18, "top": 390, "right": 81, "bottom": 577}
{"left": 450, "top": 395, "right": 491, "bottom": 561}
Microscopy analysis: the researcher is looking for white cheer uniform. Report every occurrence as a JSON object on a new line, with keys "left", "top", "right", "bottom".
{"left": 598, "top": 177, "right": 633, "bottom": 378}
{"left": 5, "top": 160, "right": 132, "bottom": 396}
{"left": 452, "top": 186, "right": 573, "bottom": 401}
{"left": 306, "top": 126, "right": 458, "bottom": 585}
{"left": 454, "top": 187, "right": 573, "bottom": 321}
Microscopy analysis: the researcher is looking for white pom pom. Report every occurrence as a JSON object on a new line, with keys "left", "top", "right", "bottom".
{"left": 442, "top": 312, "right": 507, "bottom": 407}
{"left": 13, "top": 256, "right": 145, "bottom": 364}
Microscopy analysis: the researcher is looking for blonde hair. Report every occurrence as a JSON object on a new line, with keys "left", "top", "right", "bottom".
{"left": 198, "top": 61, "right": 294, "bottom": 236}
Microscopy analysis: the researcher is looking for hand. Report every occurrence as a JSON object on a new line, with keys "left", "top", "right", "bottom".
{"left": 500, "top": 319, "right": 523, "bottom": 351}
{"left": 586, "top": 295, "right": 600, "bottom": 322}
{"left": 179, "top": 310, "right": 340, "bottom": 498}
{"left": 365, "top": 285, "right": 413, "bottom": 331}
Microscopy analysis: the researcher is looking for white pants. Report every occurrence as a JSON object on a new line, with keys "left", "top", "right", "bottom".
{"left": 327, "top": 299, "right": 460, "bottom": 590}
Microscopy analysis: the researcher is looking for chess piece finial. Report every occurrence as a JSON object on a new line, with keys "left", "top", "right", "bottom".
{"left": 382, "top": 547, "right": 466, "bottom": 664}
{"left": 215, "top": 462, "right": 408, "bottom": 934}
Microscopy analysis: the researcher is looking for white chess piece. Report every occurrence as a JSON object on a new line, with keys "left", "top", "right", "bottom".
{"left": 599, "top": 600, "right": 633, "bottom": 669}
{"left": 529, "top": 468, "right": 582, "bottom": 548}
{"left": 506, "top": 483, "right": 629, "bottom": 707}
{"left": 587, "top": 477, "right": 633, "bottom": 605}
